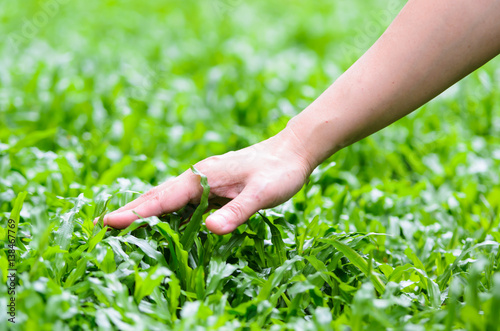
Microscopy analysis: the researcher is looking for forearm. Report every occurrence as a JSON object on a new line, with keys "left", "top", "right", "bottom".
{"left": 287, "top": 0, "right": 500, "bottom": 170}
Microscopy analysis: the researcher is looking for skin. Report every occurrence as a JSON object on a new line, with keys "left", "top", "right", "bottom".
{"left": 99, "top": 0, "right": 500, "bottom": 235}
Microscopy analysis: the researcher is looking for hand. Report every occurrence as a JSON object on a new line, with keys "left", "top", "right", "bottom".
{"left": 98, "top": 128, "right": 313, "bottom": 235}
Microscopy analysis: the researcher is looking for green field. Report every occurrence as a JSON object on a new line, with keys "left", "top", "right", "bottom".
{"left": 1, "top": 0, "right": 500, "bottom": 329}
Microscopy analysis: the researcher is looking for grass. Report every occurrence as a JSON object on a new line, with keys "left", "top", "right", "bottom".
{"left": 1, "top": 0, "right": 500, "bottom": 329}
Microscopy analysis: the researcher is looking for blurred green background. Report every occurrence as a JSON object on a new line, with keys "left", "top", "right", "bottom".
{"left": 1, "top": 0, "right": 498, "bottom": 191}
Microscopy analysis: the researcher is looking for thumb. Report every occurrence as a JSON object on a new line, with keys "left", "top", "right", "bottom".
{"left": 205, "top": 188, "right": 262, "bottom": 235}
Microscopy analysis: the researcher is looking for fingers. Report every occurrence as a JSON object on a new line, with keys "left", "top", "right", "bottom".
{"left": 205, "top": 186, "right": 264, "bottom": 235}
{"left": 104, "top": 178, "right": 176, "bottom": 217}
{"left": 96, "top": 161, "right": 266, "bottom": 235}
{"left": 93, "top": 181, "right": 169, "bottom": 227}
{"left": 102, "top": 172, "right": 201, "bottom": 229}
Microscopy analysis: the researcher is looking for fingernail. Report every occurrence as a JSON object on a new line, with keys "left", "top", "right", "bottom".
{"left": 207, "top": 214, "right": 226, "bottom": 233}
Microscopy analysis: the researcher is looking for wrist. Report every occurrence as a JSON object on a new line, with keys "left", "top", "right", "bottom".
{"left": 262, "top": 125, "right": 312, "bottom": 178}
{"left": 283, "top": 110, "right": 343, "bottom": 170}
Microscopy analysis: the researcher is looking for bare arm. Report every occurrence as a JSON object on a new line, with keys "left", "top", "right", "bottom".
{"left": 101, "top": 0, "right": 500, "bottom": 234}
{"left": 289, "top": 0, "right": 500, "bottom": 168}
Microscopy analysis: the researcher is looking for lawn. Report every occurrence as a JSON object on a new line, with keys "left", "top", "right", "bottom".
{"left": 1, "top": 0, "right": 500, "bottom": 330}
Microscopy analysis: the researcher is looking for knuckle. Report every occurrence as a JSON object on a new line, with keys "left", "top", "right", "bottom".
{"left": 153, "top": 192, "right": 168, "bottom": 213}
{"left": 254, "top": 177, "right": 272, "bottom": 193}
{"left": 248, "top": 191, "right": 263, "bottom": 204}
{"left": 225, "top": 202, "right": 246, "bottom": 221}
{"left": 226, "top": 159, "right": 239, "bottom": 173}
{"left": 152, "top": 193, "right": 162, "bottom": 205}
{"left": 186, "top": 187, "right": 199, "bottom": 204}
{"left": 251, "top": 178, "right": 278, "bottom": 207}
{"left": 222, "top": 150, "right": 235, "bottom": 157}
{"left": 196, "top": 155, "right": 221, "bottom": 170}
{"left": 141, "top": 188, "right": 157, "bottom": 200}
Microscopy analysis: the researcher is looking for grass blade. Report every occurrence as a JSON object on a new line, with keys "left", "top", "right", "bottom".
{"left": 180, "top": 166, "right": 210, "bottom": 251}
{"left": 261, "top": 213, "right": 287, "bottom": 266}
{"left": 329, "top": 239, "right": 385, "bottom": 294}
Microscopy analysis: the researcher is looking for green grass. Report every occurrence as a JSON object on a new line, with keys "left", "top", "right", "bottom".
{"left": 1, "top": 0, "right": 500, "bottom": 329}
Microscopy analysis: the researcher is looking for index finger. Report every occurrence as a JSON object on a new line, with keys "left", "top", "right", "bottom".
{"left": 101, "top": 171, "right": 202, "bottom": 228}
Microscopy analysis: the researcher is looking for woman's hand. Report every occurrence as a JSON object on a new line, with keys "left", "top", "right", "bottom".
{"left": 99, "top": 128, "right": 313, "bottom": 235}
